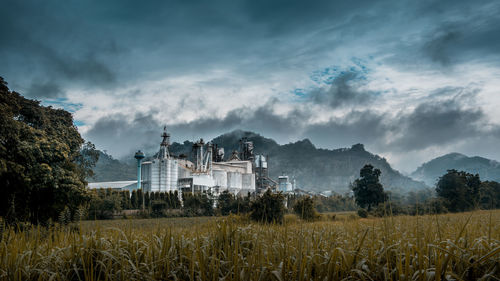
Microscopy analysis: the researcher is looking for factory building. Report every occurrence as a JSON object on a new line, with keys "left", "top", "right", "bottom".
{"left": 178, "top": 138, "right": 255, "bottom": 196}
{"left": 140, "top": 128, "right": 256, "bottom": 196}
{"left": 278, "top": 175, "right": 294, "bottom": 193}
{"left": 141, "top": 128, "right": 179, "bottom": 193}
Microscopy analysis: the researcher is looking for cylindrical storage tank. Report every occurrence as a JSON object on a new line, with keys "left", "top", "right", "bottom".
{"left": 165, "top": 160, "right": 171, "bottom": 192}
{"left": 170, "top": 160, "right": 178, "bottom": 191}
{"left": 151, "top": 161, "right": 160, "bottom": 192}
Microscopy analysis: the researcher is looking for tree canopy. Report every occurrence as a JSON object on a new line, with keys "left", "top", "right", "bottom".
{"left": 436, "top": 169, "right": 489, "bottom": 212}
{"left": 0, "top": 77, "right": 97, "bottom": 223}
{"left": 352, "top": 164, "right": 386, "bottom": 211}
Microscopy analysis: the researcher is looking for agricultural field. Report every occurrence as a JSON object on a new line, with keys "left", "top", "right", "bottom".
{"left": 0, "top": 210, "right": 499, "bottom": 281}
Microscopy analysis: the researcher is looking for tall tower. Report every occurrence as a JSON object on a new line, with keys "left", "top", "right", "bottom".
{"left": 159, "top": 126, "right": 171, "bottom": 159}
{"left": 134, "top": 150, "right": 145, "bottom": 190}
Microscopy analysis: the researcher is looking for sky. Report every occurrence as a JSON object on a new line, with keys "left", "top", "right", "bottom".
{"left": 1, "top": 0, "right": 500, "bottom": 173}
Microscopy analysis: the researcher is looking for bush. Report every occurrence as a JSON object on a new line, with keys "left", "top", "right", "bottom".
{"left": 151, "top": 200, "right": 167, "bottom": 217}
{"left": 217, "top": 191, "right": 251, "bottom": 216}
{"left": 357, "top": 208, "right": 368, "bottom": 218}
{"left": 292, "top": 197, "right": 320, "bottom": 221}
{"left": 250, "top": 190, "right": 285, "bottom": 224}
{"left": 426, "top": 198, "right": 448, "bottom": 214}
{"left": 370, "top": 201, "right": 408, "bottom": 217}
{"left": 183, "top": 193, "right": 214, "bottom": 217}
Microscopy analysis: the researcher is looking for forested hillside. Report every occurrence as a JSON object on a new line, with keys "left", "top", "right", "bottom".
{"left": 412, "top": 153, "right": 500, "bottom": 186}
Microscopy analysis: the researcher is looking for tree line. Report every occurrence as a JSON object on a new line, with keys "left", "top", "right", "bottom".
{"left": 351, "top": 164, "right": 500, "bottom": 217}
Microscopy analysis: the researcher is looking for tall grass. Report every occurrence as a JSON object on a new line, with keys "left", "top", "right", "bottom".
{"left": 0, "top": 211, "right": 499, "bottom": 280}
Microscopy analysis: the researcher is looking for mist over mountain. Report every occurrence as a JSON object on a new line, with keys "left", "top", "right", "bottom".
{"left": 91, "top": 130, "right": 428, "bottom": 193}
{"left": 411, "top": 153, "right": 500, "bottom": 186}
{"left": 91, "top": 151, "right": 136, "bottom": 182}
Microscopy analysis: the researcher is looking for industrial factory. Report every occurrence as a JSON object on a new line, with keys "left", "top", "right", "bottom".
{"left": 126, "top": 127, "right": 287, "bottom": 197}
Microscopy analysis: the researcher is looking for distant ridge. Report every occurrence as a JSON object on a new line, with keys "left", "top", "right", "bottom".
{"left": 411, "top": 152, "right": 500, "bottom": 186}
{"left": 91, "top": 130, "right": 429, "bottom": 193}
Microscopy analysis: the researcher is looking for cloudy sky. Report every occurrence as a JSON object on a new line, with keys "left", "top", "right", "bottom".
{"left": 2, "top": 0, "right": 500, "bottom": 173}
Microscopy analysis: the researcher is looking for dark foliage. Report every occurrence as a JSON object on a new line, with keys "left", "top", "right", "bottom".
{"left": 182, "top": 193, "right": 214, "bottom": 217}
{"left": 217, "top": 190, "right": 251, "bottom": 215}
{"left": 436, "top": 169, "right": 481, "bottom": 212}
{"left": 479, "top": 181, "right": 500, "bottom": 209}
{"left": 357, "top": 209, "right": 368, "bottom": 218}
{"left": 352, "top": 164, "right": 387, "bottom": 211}
{"left": 292, "top": 196, "right": 320, "bottom": 221}
{"left": 250, "top": 189, "right": 285, "bottom": 224}
{"left": 0, "top": 77, "right": 97, "bottom": 224}
{"left": 87, "top": 189, "right": 122, "bottom": 220}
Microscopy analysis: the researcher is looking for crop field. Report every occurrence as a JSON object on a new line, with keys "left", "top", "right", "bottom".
{"left": 0, "top": 210, "right": 499, "bottom": 281}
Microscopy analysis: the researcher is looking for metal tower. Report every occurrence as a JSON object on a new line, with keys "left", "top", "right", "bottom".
{"left": 134, "top": 150, "right": 145, "bottom": 190}
{"left": 159, "top": 126, "right": 171, "bottom": 159}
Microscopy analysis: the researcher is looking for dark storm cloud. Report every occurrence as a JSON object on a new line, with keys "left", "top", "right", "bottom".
{"left": 309, "top": 72, "right": 375, "bottom": 108}
{"left": 2, "top": 0, "right": 500, "bottom": 98}
{"left": 84, "top": 112, "right": 162, "bottom": 157}
{"left": 403, "top": 1, "right": 500, "bottom": 67}
{"left": 25, "top": 81, "right": 63, "bottom": 98}
{"left": 306, "top": 86, "right": 491, "bottom": 152}
{"left": 84, "top": 100, "right": 311, "bottom": 157}
{"left": 0, "top": 1, "right": 119, "bottom": 97}
{"left": 303, "top": 111, "right": 388, "bottom": 149}
{"left": 389, "top": 98, "right": 484, "bottom": 151}
{"left": 423, "top": 29, "right": 462, "bottom": 66}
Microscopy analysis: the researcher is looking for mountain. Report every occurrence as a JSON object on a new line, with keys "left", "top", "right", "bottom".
{"left": 411, "top": 153, "right": 500, "bottom": 186}
{"left": 205, "top": 130, "right": 427, "bottom": 193}
{"left": 90, "top": 130, "right": 428, "bottom": 193}
{"left": 91, "top": 151, "right": 136, "bottom": 182}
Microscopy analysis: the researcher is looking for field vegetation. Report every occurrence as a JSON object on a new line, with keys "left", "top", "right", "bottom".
{"left": 1, "top": 210, "right": 499, "bottom": 280}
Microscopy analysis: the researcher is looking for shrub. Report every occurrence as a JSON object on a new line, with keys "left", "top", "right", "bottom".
{"left": 371, "top": 201, "right": 408, "bottom": 217}
{"left": 357, "top": 208, "right": 368, "bottom": 218}
{"left": 292, "top": 197, "right": 320, "bottom": 221}
{"left": 183, "top": 193, "right": 214, "bottom": 217}
{"left": 426, "top": 198, "right": 448, "bottom": 214}
{"left": 250, "top": 190, "right": 285, "bottom": 224}
{"left": 151, "top": 200, "right": 167, "bottom": 217}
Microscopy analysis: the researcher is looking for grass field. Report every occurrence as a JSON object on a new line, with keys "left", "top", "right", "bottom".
{"left": 0, "top": 210, "right": 499, "bottom": 280}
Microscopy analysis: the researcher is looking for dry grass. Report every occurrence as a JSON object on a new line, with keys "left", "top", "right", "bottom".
{"left": 0, "top": 210, "right": 499, "bottom": 280}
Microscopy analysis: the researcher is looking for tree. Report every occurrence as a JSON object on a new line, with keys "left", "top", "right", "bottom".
{"left": 292, "top": 196, "right": 320, "bottom": 221}
{"left": 0, "top": 77, "right": 97, "bottom": 224}
{"left": 250, "top": 189, "right": 285, "bottom": 224}
{"left": 217, "top": 190, "right": 251, "bottom": 216}
{"left": 88, "top": 189, "right": 122, "bottom": 220}
{"left": 218, "top": 190, "right": 236, "bottom": 216}
{"left": 479, "top": 181, "right": 500, "bottom": 209}
{"left": 436, "top": 170, "right": 481, "bottom": 212}
{"left": 130, "top": 190, "right": 138, "bottom": 209}
{"left": 183, "top": 193, "right": 214, "bottom": 216}
{"left": 352, "top": 164, "right": 386, "bottom": 211}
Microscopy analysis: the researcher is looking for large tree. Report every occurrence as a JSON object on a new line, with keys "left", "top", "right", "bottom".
{"left": 436, "top": 169, "right": 481, "bottom": 212}
{"left": 352, "top": 164, "right": 386, "bottom": 211}
{"left": 0, "top": 77, "right": 97, "bottom": 223}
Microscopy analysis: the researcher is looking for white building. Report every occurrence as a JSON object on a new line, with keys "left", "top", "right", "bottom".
{"left": 278, "top": 175, "right": 293, "bottom": 193}
{"left": 178, "top": 139, "right": 255, "bottom": 196}
{"left": 141, "top": 128, "right": 179, "bottom": 192}
{"left": 89, "top": 128, "right": 256, "bottom": 197}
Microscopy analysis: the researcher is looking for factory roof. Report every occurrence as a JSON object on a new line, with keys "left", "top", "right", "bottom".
{"left": 88, "top": 181, "right": 137, "bottom": 190}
